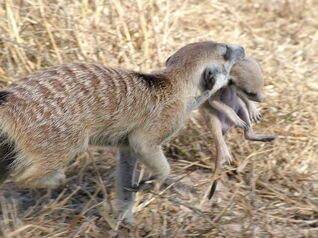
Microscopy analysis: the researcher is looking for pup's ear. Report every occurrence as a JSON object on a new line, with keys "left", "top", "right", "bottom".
{"left": 201, "top": 67, "right": 216, "bottom": 90}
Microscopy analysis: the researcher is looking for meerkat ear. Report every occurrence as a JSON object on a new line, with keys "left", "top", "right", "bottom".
{"left": 202, "top": 67, "right": 216, "bottom": 90}
{"left": 165, "top": 56, "right": 172, "bottom": 66}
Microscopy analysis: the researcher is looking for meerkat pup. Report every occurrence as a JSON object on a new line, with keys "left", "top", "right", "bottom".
{"left": 199, "top": 57, "right": 276, "bottom": 199}
{"left": 0, "top": 41, "right": 245, "bottom": 220}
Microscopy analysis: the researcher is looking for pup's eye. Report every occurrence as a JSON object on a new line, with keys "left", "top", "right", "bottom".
{"left": 243, "top": 89, "right": 257, "bottom": 98}
{"left": 223, "top": 46, "right": 231, "bottom": 61}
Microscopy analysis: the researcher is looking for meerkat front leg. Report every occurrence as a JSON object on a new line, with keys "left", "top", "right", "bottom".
{"left": 115, "top": 146, "right": 138, "bottom": 224}
{"left": 128, "top": 132, "right": 170, "bottom": 191}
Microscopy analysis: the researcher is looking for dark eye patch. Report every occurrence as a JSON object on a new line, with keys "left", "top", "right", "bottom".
{"left": 228, "top": 79, "right": 235, "bottom": 86}
{"left": 223, "top": 46, "right": 232, "bottom": 61}
{"left": 202, "top": 67, "right": 217, "bottom": 90}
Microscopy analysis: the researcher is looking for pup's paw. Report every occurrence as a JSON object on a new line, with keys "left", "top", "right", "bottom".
{"left": 250, "top": 109, "right": 262, "bottom": 122}
{"left": 220, "top": 148, "right": 233, "bottom": 165}
{"left": 248, "top": 103, "right": 262, "bottom": 122}
{"left": 233, "top": 116, "right": 247, "bottom": 129}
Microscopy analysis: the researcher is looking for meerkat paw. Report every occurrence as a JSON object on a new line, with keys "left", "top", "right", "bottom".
{"left": 33, "top": 170, "right": 66, "bottom": 188}
{"left": 116, "top": 203, "right": 134, "bottom": 226}
{"left": 128, "top": 176, "right": 164, "bottom": 193}
{"left": 129, "top": 178, "right": 155, "bottom": 192}
{"left": 16, "top": 167, "right": 66, "bottom": 189}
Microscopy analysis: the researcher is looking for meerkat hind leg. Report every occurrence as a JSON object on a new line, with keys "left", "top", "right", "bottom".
{"left": 116, "top": 147, "right": 137, "bottom": 224}
{"left": 33, "top": 170, "right": 66, "bottom": 188}
{"left": 16, "top": 165, "right": 66, "bottom": 189}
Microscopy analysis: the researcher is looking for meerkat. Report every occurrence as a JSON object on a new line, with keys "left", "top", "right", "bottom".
{"left": 199, "top": 57, "right": 276, "bottom": 199}
{"left": 0, "top": 41, "right": 245, "bottom": 219}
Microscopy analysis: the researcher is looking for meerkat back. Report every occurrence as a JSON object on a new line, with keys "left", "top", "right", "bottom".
{"left": 0, "top": 63, "right": 155, "bottom": 188}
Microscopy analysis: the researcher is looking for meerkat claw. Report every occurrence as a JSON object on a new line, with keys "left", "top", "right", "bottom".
{"left": 129, "top": 177, "right": 156, "bottom": 192}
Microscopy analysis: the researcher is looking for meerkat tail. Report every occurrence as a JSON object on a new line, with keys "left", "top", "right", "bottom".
{"left": 0, "top": 135, "right": 17, "bottom": 184}
{"left": 0, "top": 91, "right": 17, "bottom": 184}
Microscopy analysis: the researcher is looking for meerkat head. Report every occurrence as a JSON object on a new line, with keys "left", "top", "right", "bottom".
{"left": 230, "top": 57, "right": 265, "bottom": 102}
{"left": 165, "top": 41, "right": 245, "bottom": 95}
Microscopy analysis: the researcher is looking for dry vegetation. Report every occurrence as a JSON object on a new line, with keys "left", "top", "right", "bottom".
{"left": 0, "top": 0, "right": 317, "bottom": 237}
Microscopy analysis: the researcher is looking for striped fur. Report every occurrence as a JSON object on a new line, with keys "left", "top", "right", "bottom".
{"left": 0, "top": 41, "right": 245, "bottom": 188}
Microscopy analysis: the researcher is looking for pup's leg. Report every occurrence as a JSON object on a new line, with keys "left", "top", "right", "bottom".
{"left": 200, "top": 107, "right": 232, "bottom": 199}
{"left": 208, "top": 99, "right": 247, "bottom": 129}
{"left": 201, "top": 107, "right": 233, "bottom": 164}
{"left": 115, "top": 146, "right": 137, "bottom": 224}
{"left": 237, "top": 107, "right": 276, "bottom": 142}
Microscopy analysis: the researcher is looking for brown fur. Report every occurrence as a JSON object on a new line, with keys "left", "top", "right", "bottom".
{"left": 0, "top": 41, "right": 245, "bottom": 189}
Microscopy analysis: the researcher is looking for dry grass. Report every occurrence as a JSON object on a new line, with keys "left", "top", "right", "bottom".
{"left": 0, "top": 0, "right": 317, "bottom": 237}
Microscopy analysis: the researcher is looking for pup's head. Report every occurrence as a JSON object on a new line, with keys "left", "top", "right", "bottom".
{"left": 230, "top": 57, "right": 264, "bottom": 102}
{"left": 165, "top": 41, "right": 245, "bottom": 94}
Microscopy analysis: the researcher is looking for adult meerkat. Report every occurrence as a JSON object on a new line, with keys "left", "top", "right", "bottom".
{"left": 0, "top": 41, "right": 244, "bottom": 192}
{"left": 199, "top": 57, "right": 276, "bottom": 199}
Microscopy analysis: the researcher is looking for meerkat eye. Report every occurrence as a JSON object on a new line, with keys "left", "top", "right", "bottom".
{"left": 228, "top": 79, "right": 235, "bottom": 85}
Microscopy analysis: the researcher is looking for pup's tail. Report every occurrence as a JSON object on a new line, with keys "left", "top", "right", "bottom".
{"left": 207, "top": 154, "right": 222, "bottom": 199}
{"left": 0, "top": 135, "right": 16, "bottom": 184}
